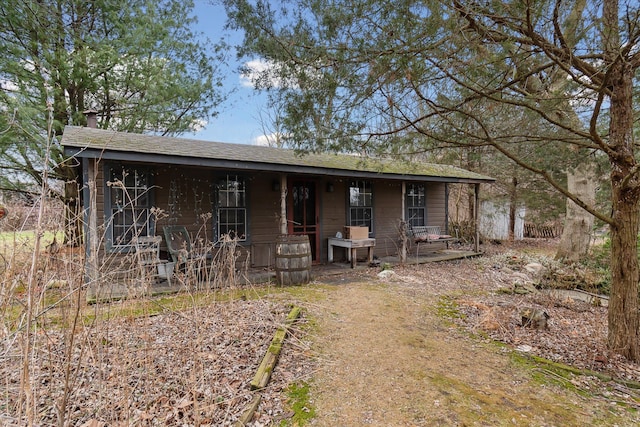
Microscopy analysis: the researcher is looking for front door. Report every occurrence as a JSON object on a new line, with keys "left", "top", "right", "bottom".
{"left": 288, "top": 179, "right": 319, "bottom": 262}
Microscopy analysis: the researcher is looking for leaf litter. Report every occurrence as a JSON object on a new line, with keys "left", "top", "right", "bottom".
{"left": 2, "top": 239, "right": 640, "bottom": 426}
{"left": 1, "top": 298, "right": 314, "bottom": 426}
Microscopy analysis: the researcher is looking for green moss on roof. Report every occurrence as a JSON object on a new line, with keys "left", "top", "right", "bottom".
{"left": 60, "top": 126, "right": 494, "bottom": 182}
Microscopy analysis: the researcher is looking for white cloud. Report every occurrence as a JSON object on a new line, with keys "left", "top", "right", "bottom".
{"left": 240, "top": 59, "right": 270, "bottom": 88}
{"left": 253, "top": 132, "right": 285, "bottom": 147}
{"left": 190, "top": 118, "right": 207, "bottom": 132}
{"left": 240, "top": 58, "right": 300, "bottom": 89}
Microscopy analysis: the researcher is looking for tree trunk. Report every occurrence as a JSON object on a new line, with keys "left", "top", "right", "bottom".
{"left": 608, "top": 193, "right": 640, "bottom": 360}
{"left": 607, "top": 61, "right": 640, "bottom": 361}
{"left": 555, "top": 162, "right": 596, "bottom": 261}
{"left": 508, "top": 176, "right": 517, "bottom": 241}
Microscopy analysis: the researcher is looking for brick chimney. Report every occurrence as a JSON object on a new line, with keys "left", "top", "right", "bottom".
{"left": 83, "top": 109, "right": 98, "bottom": 128}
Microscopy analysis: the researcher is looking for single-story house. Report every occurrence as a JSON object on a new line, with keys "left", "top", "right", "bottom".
{"left": 61, "top": 125, "right": 494, "bottom": 293}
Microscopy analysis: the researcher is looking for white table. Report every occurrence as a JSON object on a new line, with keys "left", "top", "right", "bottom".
{"left": 328, "top": 238, "right": 376, "bottom": 268}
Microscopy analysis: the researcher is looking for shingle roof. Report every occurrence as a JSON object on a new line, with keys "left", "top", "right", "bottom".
{"left": 61, "top": 126, "right": 494, "bottom": 183}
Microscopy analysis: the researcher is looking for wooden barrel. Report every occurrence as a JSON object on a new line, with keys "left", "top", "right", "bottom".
{"left": 275, "top": 235, "right": 312, "bottom": 286}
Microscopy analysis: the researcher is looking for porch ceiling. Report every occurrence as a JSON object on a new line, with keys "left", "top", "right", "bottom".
{"left": 61, "top": 126, "right": 495, "bottom": 184}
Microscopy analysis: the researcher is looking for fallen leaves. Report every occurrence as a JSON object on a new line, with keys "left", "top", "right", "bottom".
{"left": 0, "top": 298, "right": 313, "bottom": 426}
{"left": 3, "top": 239, "right": 640, "bottom": 425}
{"left": 438, "top": 249, "right": 640, "bottom": 390}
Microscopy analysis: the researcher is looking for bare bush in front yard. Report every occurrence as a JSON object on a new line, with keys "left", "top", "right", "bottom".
{"left": 1, "top": 199, "right": 303, "bottom": 426}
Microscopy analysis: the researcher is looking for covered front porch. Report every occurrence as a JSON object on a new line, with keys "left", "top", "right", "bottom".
{"left": 61, "top": 126, "right": 494, "bottom": 302}
{"left": 86, "top": 247, "right": 483, "bottom": 303}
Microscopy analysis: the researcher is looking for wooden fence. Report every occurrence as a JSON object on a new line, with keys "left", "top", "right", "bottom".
{"left": 523, "top": 222, "right": 563, "bottom": 238}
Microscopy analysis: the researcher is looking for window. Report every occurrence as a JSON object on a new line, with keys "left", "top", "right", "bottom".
{"left": 348, "top": 180, "right": 373, "bottom": 233}
{"left": 106, "top": 164, "right": 153, "bottom": 249}
{"left": 406, "top": 183, "right": 426, "bottom": 226}
{"left": 216, "top": 175, "right": 247, "bottom": 240}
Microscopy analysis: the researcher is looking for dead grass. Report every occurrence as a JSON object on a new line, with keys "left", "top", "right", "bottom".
{"left": 0, "top": 224, "right": 316, "bottom": 426}
{"left": 1, "top": 298, "right": 310, "bottom": 426}
{"left": 2, "top": 237, "right": 640, "bottom": 426}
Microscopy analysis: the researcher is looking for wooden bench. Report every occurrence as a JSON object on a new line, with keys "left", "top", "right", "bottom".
{"left": 408, "top": 225, "right": 458, "bottom": 256}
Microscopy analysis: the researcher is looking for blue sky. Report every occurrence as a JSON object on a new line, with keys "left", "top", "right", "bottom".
{"left": 187, "top": 1, "right": 268, "bottom": 145}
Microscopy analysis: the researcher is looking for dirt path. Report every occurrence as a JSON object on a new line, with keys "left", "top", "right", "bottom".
{"left": 307, "top": 278, "right": 632, "bottom": 426}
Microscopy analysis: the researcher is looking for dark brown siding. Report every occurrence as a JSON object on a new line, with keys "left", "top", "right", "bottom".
{"left": 427, "top": 183, "right": 448, "bottom": 229}
{"left": 373, "top": 180, "right": 403, "bottom": 258}
{"left": 247, "top": 173, "right": 282, "bottom": 267}
{"left": 154, "top": 166, "right": 215, "bottom": 243}
{"left": 319, "top": 178, "right": 347, "bottom": 262}
{"left": 94, "top": 163, "right": 219, "bottom": 269}
{"left": 424, "top": 183, "right": 449, "bottom": 252}
{"left": 91, "top": 160, "right": 451, "bottom": 269}
{"left": 315, "top": 179, "right": 450, "bottom": 263}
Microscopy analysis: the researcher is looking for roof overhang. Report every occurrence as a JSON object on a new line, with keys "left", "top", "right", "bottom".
{"left": 61, "top": 127, "right": 495, "bottom": 185}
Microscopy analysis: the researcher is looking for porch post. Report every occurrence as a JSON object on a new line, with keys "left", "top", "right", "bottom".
{"left": 86, "top": 159, "right": 99, "bottom": 286}
{"left": 279, "top": 174, "right": 287, "bottom": 235}
{"left": 400, "top": 181, "right": 407, "bottom": 264}
{"left": 474, "top": 183, "right": 480, "bottom": 253}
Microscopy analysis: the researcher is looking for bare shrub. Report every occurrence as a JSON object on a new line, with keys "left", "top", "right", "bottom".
{"left": 1, "top": 182, "right": 300, "bottom": 426}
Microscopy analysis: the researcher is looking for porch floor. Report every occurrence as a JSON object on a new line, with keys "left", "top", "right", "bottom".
{"left": 86, "top": 249, "right": 482, "bottom": 303}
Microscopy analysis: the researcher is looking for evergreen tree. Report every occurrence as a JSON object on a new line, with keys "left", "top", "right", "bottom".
{"left": 224, "top": 0, "right": 640, "bottom": 360}
{"left": 0, "top": 0, "right": 228, "bottom": 242}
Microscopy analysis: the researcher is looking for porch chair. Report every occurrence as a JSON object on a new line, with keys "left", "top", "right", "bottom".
{"left": 133, "top": 235, "right": 170, "bottom": 285}
{"left": 162, "top": 225, "right": 210, "bottom": 270}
